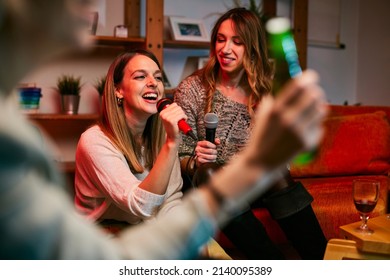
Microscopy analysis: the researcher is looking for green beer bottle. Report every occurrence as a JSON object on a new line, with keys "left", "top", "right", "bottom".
{"left": 266, "top": 17, "right": 315, "bottom": 165}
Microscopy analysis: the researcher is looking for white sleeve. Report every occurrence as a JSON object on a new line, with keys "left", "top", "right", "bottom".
{"left": 75, "top": 127, "right": 166, "bottom": 218}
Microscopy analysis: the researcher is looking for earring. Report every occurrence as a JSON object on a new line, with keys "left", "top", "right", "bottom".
{"left": 117, "top": 97, "right": 123, "bottom": 107}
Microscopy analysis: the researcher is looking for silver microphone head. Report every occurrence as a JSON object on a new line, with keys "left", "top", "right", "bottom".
{"left": 204, "top": 113, "right": 218, "bottom": 129}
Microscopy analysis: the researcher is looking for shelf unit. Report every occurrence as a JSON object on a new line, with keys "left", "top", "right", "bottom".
{"left": 27, "top": 113, "right": 98, "bottom": 163}
{"left": 92, "top": 0, "right": 307, "bottom": 68}
{"left": 25, "top": 113, "right": 99, "bottom": 192}
{"left": 164, "top": 40, "right": 210, "bottom": 49}
{"left": 27, "top": 113, "right": 99, "bottom": 120}
{"left": 93, "top": 35, "right": 145, "bottom": 48}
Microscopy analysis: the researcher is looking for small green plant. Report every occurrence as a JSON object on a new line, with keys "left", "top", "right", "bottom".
{"left": 94, "top": 76, "right": 106, "bottom": 96}
{"left": 230, "top": 0, "right": 266, "bottom": 23}
{"left": 57, "top": 74, "right": 81, "bottom": 95}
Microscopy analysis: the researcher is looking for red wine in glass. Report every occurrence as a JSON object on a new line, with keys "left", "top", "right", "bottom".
{"left": 352, "top": 179, "right": 380, "bottom": 234}
{"left": 387, "top": 192, "right": 390, "bottom": 219}
{"left": 354, "top": 199, "right": 377, "bottom": 214}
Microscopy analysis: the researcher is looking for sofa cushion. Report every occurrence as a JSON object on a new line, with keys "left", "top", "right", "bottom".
{"left": 291, "top": 111, "right": 390, "bottom": 177}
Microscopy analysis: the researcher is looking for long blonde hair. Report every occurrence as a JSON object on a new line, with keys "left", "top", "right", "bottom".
{"left": 99, "top": 50, "right": 165, "bottom": 173}
{"left": 202, "top": 7, "right": 273, "bottom": 116}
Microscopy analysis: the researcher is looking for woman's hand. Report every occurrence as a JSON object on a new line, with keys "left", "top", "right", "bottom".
{"left": 158, "top": 102, "right": 187, "bottom": 143}
{"left": 195, "top": 139, "right": 221, "bottom": 166}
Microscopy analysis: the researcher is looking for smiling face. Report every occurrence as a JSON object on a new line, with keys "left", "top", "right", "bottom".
{"left": 215, "top": 19, "right": 246, "bottom": 76}
{"left": 115, "top": 54, "right": 164, "bottom": 122}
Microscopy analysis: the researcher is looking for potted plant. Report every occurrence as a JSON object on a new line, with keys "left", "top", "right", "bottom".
{"left": 57, "top": 74, "right": 82, "bottom": 114}
{"left": 94, "top": 76, "right": 106, "bottom": 111}
{"left": 94, "top": 76, "right": 106, "bottom": 96}
{"left": 230, "top": 0, "right": 267, "bottom": 23}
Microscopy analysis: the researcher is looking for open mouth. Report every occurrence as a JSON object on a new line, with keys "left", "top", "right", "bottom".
{"left": 142, "top": 93, "right": 158, "bottom": 101}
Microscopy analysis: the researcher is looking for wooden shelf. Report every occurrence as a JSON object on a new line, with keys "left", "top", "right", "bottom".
{"left": 92, "top": 35, "right": 145, "bottom": 48}
{"left": 164, "top": 40, "right": 210, "bottom": 49}
{"left": 26, "top": 114, "right": 100, "bottom": 164}
{"left": 26, "top": 113, "right": 99, "bottom": 121}
{"left": 91, "top": 37, "right": 210, "bottom": 50}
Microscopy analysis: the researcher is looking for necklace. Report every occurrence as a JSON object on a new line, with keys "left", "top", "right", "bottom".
{"left": 217, "top": 84, "right": 249, "bottom": 105}
{"left": 220, "top": 83, "right": 237, "bottom": 90}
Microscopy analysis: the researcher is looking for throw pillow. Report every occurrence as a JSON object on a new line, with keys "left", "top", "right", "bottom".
{"left": 290, "top": 111, "right": 390, "bottom": 177}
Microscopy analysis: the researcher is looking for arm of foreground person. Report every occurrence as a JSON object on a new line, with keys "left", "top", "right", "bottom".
{"left": 116, "top": 70, "right": 328, "bottom": 259}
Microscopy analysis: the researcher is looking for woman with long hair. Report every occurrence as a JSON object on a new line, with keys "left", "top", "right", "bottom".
{"left": 175, "top": 8, "right": 327, "bottom": 259}
{"left": 75, "top": 50, "right": 184, "bottom": 227}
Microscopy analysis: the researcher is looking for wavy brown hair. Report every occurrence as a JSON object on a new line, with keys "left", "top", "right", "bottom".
{"left": 99, "top": 50, "right": 165, "bottom": 173}
{"left": 202, "top": 7, "right": 273, "bottom": 116}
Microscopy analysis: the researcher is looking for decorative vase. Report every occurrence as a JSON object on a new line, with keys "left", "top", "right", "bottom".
{"left": 18, "top": 87, "right": 42, "bottom": 114}
{"left": 61, "top": 95, "right": 80, "bottom": 115}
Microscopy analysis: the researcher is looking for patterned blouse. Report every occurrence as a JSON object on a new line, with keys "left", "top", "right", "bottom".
{"left": 174, "top": 74, "right": 253, "bottom": 165}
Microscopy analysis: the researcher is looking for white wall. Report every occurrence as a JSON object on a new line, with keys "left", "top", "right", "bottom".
{"left": 307, "top": 0, "right": 359, "bottom": 105}
{"left": 356, "top": 0, "right": 390, "bottom": 106}
{"left": 308, "top": 0, "right": 390, "bottom": 105}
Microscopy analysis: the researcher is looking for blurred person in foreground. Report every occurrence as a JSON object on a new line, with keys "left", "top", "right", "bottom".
{"left": 0, "top": 0, "right": 328, "bottom": 259}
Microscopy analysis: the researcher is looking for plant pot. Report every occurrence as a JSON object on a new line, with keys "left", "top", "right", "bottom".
{"left": 61, "top": 95, "right": 80, "bottom": 115}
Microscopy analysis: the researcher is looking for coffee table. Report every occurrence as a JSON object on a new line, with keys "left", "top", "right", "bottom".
{"left": 339, "top": 214, "right": 390, "bottom": 255}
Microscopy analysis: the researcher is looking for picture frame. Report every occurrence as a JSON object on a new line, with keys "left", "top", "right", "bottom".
{"left": 89, "top": 12, "right": 99, "bottom": 35}
{"left": 198, "top": 57, "right": 209, "bottom": 69}
{"left": 162, "top": 70, "right": 171, "bottom": 88}
{"left": 169, "top": 16, "right": 209, "bottom": 42}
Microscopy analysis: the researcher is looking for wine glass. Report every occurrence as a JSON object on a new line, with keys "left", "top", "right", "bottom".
{"left": 387, "top": 191, "right": 390, "bottom": 220}
{"left": 353, "top": 179, "right": 380, "bottom": 234}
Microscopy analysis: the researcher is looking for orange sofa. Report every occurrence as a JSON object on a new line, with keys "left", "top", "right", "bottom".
{"left": 218, "top": 105, "right": 390, "bottom": 258}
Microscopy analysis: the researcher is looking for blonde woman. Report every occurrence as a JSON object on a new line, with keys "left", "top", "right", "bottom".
{"left": 75, "top": 50, "right": 184, "bottom": 227}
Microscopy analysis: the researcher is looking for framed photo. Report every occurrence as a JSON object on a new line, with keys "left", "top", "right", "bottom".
{"left": 169, "top": 16, "right": 209, "bottom": 42}
{"left": 88, "top": 12, "right": 99, "bottom": 35}
{"left": 162, "top": 70, "right": 171, "bottom": 88}
{"left": 198, "top": 57, "right": 209, "bottom": 69}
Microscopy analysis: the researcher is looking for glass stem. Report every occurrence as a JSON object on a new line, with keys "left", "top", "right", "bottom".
{"left": 360, "top": 214, "right": 369, "bottom": 230}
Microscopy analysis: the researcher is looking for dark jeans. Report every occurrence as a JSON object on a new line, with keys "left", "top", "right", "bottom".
{"left": 221, "top": 209, "right": 285, "bottom": 259}
{"left": 222, "top": 182, "right": 327, "bottom": 259}
{"left": 190, "top": 163, "right": 327, "bottom": 260}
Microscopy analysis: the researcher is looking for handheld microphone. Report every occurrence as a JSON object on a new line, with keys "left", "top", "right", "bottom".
{"left": 204, "top": 113, "right": 218, "bottom": 143}
{"left": 156, "top": 98, "right": 197, "bottom": 140}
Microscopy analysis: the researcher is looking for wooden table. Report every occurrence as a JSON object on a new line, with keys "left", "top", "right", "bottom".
{"left": 339, "top": 214, "right": 390, "bottom": 255}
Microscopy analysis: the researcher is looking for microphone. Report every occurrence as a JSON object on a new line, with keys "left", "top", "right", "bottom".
{"left": 156, "top": 98, "right": 197, "bottom": 140}
{"left": 204, "top": 113, "right": 218, "bottom": 143}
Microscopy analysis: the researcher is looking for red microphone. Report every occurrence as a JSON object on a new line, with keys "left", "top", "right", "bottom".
{"left": 156, "top": 98, "right": 197, "bottom": 140}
